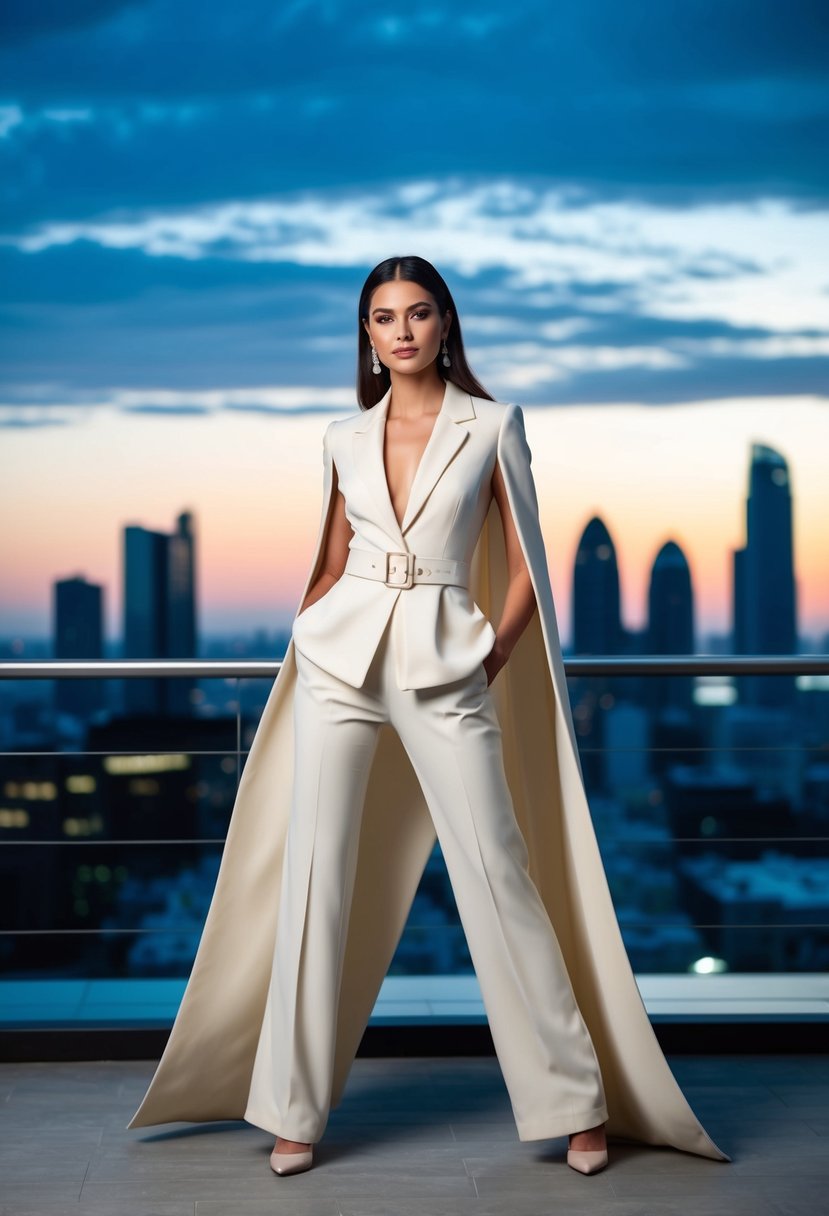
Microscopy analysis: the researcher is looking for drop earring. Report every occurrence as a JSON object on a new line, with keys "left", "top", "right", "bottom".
{"left": 371, "top": 343, "right": 382, "bottom": 375}
{"left": 441, "top": 339, "right": 451, "bottom": 368}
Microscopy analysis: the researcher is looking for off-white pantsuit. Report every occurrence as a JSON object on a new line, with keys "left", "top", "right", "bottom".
{"left": 129, "top": 380, "right": 730, "bottom": 1164}
{"left": 244, "top": 582, "right": 609, "bottom": 1145}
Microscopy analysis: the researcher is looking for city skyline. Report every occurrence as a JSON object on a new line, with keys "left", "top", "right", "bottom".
{"left": 1, "top": 0, "right": 827, "bottom": 1031}
{"left": 20, "top": 425, "right": 827, "bottom": 658}
{"left": 2, "top": 3, "right": 827, "bottom": 646}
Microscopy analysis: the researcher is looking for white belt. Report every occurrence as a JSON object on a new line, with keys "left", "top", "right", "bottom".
{"left": 344, "top": 547, "right": 470, "bottom": 590}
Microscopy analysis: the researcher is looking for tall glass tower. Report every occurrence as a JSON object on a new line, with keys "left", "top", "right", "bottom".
{"left": 166, "top": 511, "right": 198, "bottom": 716}
{"left": 53, "top": 576, "right": 106, "bottom": 719}
{"left": 572, "top": 516, "right": 623, "bottom": 655}
{"left": 733, "top": 443, "right": 797, "bottom": 707}
{"left": 647, "top": 540, "right": 694, "bottom": 711}
{"left": 123, "top": 512, "right": 198, "bottom": 715}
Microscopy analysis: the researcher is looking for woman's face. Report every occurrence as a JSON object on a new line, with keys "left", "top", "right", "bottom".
{"left": 363, "top": 279, "right": 451, "bottom": 377}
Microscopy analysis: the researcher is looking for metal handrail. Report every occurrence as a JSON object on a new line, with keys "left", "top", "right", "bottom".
{"left": 2, "top": 655, "right": 828, "bottom": 678}
{"left": 1, "top": 655, "right": 827, "bottom": 981}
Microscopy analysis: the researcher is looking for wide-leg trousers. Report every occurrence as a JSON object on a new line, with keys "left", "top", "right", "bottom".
{"left": 244, "top": 600, "right": 609, "bottom": 1143}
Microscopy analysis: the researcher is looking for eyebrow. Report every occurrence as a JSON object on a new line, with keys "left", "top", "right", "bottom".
{"left": 371, "top": 301, "right": 433, "bottom": 314}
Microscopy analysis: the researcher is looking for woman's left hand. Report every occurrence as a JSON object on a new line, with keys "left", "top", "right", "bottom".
{"left": 483, "top": 639, "right": 509, "bottom": 686}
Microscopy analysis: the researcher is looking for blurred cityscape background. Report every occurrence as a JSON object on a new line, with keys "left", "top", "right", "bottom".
{"left": 1, "top": 1, "right": 827, "bottom": 1019}
{"left": 1, "top": 433, "right": 827, "bottom": 995}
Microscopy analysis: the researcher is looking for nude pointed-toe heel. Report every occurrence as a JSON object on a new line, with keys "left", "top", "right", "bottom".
{"left": 269, "top": 1146, "right": 314, "bottom": 1176}
{"left": 566, "top": 1147, "right": 608, "bottom": 1175}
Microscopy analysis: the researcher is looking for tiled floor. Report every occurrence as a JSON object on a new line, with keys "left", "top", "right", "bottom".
{"left": 1, "top": 1053, "right": 827, "bottom": 1215}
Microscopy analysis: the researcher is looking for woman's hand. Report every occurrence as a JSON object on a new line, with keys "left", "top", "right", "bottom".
{"left": 483, "top": 638, "right": 509, "bottom": 686}
{"left": 483, "top": 455, "right": 538, "bottom": 683}
{"left": 296, "top": 479, "right": 353, "bottom": 618}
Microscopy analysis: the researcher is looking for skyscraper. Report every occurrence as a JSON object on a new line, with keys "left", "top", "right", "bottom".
{"left": 647, "top": 540, "right": 694, "bottom": 712}
{"left": 732, "top": 443, "right": 797, "bottom": 707}
{"left": 572, "top": 516, "right": 623, "bottom": 655}
{"left": 122, "top": 512, "right": 199, "bottom": 715}
{"left": 166, "top": 511, "right": 198, "bottom": 717}
{"left": 571, "top": 516, "right": 624, "bottom": 793}
{"left": 52, "top": 575, "right": 106, "bottom": 719}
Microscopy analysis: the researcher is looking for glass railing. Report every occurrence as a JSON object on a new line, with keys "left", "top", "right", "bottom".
{"left": 1, "top": 655, "right": 828, "bottom": 1029}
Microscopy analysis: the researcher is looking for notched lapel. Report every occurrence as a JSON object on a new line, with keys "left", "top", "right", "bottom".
{"left": 352, "top": 386, "right": 406, "bottom": 547}
{"left": 352, "top": 379, "right": 477, "bottom": 544}
{"left": 400, "top": 380, "right": 476, "bottom": 534}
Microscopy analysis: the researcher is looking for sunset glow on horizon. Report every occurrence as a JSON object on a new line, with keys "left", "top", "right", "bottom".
{"left": 2, "top": 394, "right": 826, "bottom": 648}
{"left": 2, "top": 3, "right": 827, "bottom": 653}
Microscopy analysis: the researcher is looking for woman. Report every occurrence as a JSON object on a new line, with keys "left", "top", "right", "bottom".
{"left": 128, "top": 256, "right": 731, "bottom": 1178}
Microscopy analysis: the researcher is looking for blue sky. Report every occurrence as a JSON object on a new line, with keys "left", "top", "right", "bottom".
{"left": 1, "top": 2, "right": 827, "bottom": 640}
{"left": 1, "top": 0, "right": 827, "bottom": 420}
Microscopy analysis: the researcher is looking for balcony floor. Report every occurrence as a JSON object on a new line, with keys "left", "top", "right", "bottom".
{"left": 1, "top": 1053, "right": 827, "bottom": 1215}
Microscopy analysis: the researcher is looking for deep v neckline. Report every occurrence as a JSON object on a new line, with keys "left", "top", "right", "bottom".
{"left": 381, "top": 387, "right": 447, "bottom": 530}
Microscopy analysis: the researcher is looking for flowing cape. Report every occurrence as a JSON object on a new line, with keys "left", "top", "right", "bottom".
{"left": 128, "top": 402, "right": 730, "bottom": 1163}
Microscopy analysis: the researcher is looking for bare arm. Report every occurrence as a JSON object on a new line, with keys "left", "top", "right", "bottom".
{"left": 297, "top": 462, "right": 354, "bottom": 616}
{"left": 484, "top": 455, "right": 537, "bottom": 684}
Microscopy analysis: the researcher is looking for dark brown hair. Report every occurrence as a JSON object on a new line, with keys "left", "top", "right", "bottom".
{"left": 356, "top": 255, "right": 495, "bottom": 409}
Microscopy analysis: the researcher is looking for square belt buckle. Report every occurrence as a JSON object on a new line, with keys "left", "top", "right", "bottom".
{"left": 384, "top": 551, "right": 414, "bottom": 589}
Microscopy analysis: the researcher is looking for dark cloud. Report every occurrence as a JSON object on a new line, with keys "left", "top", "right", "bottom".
{"left": 0, "top": 0, "right": 827, "bottom": 229}
{"left": 1, "top": 1, "right": 826, "bottom": 420}
{"left": 0, "top": 243, "right": 364, "bottom": 394}
{"left": 1, "top": 1, "right": 145, "bottom": 47}
{"left": 1, "top": 239, "right": 826, "bottom": 412}
{"left": 518, "top": 356, "right": 829, "bottom": 408}
{"left": 0, "top": 414, "right": 72, "bottom": 429}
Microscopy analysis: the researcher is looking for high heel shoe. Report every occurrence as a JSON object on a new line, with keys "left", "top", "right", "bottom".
{"left": 566, "top": 1147, "right": 608, "bottom": 1175}
{"left": 269, "top": 1145, "right": 314, "bottom": 1176}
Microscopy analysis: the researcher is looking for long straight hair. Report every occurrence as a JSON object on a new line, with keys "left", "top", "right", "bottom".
{"left": 356, "top": 256, "right": 495, "bottom": 409}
